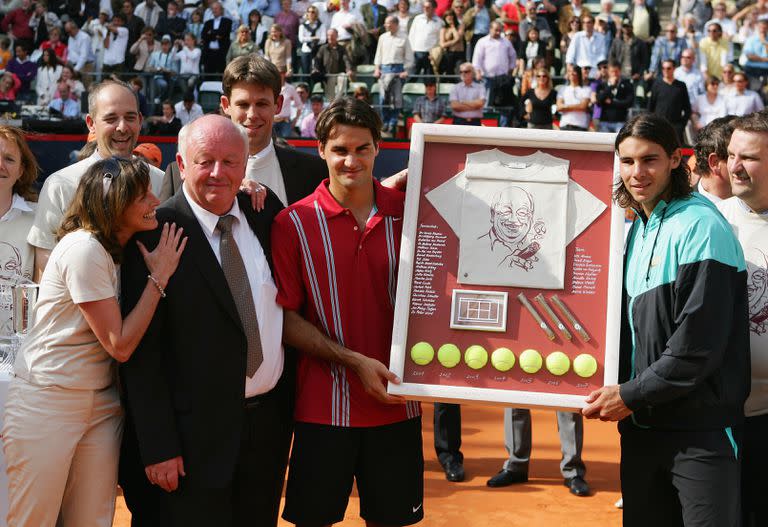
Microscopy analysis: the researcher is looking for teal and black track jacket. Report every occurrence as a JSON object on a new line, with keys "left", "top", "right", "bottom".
{"left": 618, "top": 193, "right": 751, "bottom": 430}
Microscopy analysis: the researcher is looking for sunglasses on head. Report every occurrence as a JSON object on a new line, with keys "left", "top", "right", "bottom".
{"left": 102, "top": 156, "right": 130, "bottom": 196}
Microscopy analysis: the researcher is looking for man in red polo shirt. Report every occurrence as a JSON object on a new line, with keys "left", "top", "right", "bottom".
{"left": 272, "top": 97, "right": 424, "bottom": 527}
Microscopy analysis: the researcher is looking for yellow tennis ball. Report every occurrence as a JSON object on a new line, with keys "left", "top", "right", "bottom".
{"left": 410, "top": 342, "right": 434, "bottom": 366}
{"left": 546, "top": 351, "right": 571, "bottom": 376}
{"left": 491, "top": 347, "right": 516, "bottom": 372}
{"left": 519, "top": 348, "right": 542, "bottom": 374}
{"left": 437, "top": 343, "right": 461, "bottom": 368}
{"left": 573, "top": 353, "right": 598, "bottom": 378}
{"left": 464, "top": 345, "right": 488, "bottom": 370}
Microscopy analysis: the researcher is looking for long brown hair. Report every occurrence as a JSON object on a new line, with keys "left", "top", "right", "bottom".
{"left": 0, "top": 125, "right": 39, "bottom": 202}
{"left": 58, "top": 157, "right": 150, "bottom": 263}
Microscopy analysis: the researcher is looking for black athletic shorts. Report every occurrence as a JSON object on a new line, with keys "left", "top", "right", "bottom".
{"left": 282, "top": 417, "right": 424, "bottom": 526}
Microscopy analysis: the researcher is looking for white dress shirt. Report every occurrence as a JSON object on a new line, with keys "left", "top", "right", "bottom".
{"left": 408, "top": 13, "right": 441, "bottom": 52}
{"left": 182, "top": 187, "right": 284, "bottom": 397}
{"left": 726, "top": 89, "right": 765, "bottom": 116}
{"left": 246, "top": 140, "right": 288, "bottom": 206}
{"left": 67, "top": 28, "right": 94, "bottom": 71}
{"left": 174, "top": 101, "right": 204, "bottom": 125}
{"left": 374, "top": 31, "right": 414, "bottom": 69}
{"left": 330, "top": 9, "right": 361, "bottom": 40}
{"left": 565, "top": 30, "right": 607, "bottom": 75}
{"left": 103, "top": 26, "right": 128, "bottom": 66}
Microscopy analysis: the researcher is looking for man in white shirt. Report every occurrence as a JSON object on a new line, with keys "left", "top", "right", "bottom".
{"left": 408, "top": 0, "right": 441, "bottom": 75}
{"left": 718, "top": 112, "right": 768, "bottom": 527}
{"left": 102, "top": 13, "right": 129, "bottom": 74}
{"left": 674, "top": 49, "right": 705, "bottom": 103}
{"left": 565, "top": 13, "right": 607, "bottom": 78}
{"left": 726, "top": 71, "right": 765, "bottom": 116}
{"left": 472, "top": 20, "right": 516, "bottom": 125}
{"left": 274, "top": 69, "right": 303, "bottom": 137}
{"left": 704, "top": 2, "right": 737, "bottom": 39}
{"left": 174, "top": 92, "right": 204, "bottom": 125}
{"left": 375, "top": 15, "right": 413, "bottom": 134}
{"left": 692, "top": 115, "right": 735, "bottom": 203}
{"left": 64, "top": 20, "right": 95, "bottom": 87}
{"left": 134, "top": 0, "right": 163, "bottom": 28}
{"left": 27, "top": 80, "right": 164, "bottom": 280}
{"left": 330, "top": 0, "right": 362, "bottom": 42}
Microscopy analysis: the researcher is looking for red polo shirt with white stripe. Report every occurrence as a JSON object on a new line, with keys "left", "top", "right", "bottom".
{"left": 272, "top": 178, "right": 421, "bottom": 427}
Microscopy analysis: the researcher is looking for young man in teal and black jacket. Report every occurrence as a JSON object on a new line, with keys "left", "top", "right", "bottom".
{"left": 583, "top": 113, "right": 750, "bottom": 527}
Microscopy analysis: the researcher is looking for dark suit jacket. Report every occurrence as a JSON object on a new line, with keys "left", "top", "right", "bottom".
{"left": 158, "top": 145, "right": 329, "bottom": 205}
{"left": 361, "top": 2, "right": 387, "bottom": 33}
{"left": 120, "top": 190, "right": 284, "bottom": 488}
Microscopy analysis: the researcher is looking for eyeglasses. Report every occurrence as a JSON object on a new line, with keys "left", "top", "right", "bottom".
{"left": 708, "top": 28, "right": 721, "bottom": 32}
{"left": 102, "top": 156, "right": 126, "bottom": 196}
{"left": 536, "top": 74, "right": 549, "bottom": 78}
{"left": 460, "top": 69, "right": 473, "bottom": 73}
{"left": 661, "top": 66, "right": 674, "bottom": 70}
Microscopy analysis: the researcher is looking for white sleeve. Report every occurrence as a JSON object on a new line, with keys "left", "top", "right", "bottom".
{"left": 57, "top": 237, "right": 116, "bottom": 304}
{"left": 425, "top": 171, "right": 467, "bottom": 236}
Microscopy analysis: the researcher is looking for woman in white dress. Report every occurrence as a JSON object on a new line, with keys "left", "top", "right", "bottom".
{"left": 35, "top": 48, "right": 62, "bottom": 106}
{"left": 2, "top": 157, "right": 187, "bottom": 527}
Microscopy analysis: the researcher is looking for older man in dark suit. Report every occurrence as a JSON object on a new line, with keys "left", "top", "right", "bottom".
{"left": 201, "top": 1, "right": 232, "bottom": 73}
{"left": 121, "top": 114, "right": 290, "bottom": 527}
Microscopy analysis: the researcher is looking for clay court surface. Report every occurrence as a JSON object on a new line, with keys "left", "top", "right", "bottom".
{"left": 114, "top": 405, "right": 623, "bottom": 527}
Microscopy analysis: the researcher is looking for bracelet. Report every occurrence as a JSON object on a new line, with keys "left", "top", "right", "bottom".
{"left": 147, "top": 274, "right": 166, "bottom": 298}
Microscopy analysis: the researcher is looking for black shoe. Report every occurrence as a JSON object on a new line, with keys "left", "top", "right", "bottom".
{"left": 443, "top": 459, "right": 465, "bottom": 482}
{"left": 564, "top": 476, "right": 590, "bottom": 496}
{"left": 486, "top": 469, "right": 528, "bottom": 487}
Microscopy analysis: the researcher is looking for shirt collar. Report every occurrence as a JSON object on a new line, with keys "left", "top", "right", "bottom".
{"left": 249, "top": 139, "right": 275, "bottom": 160}
{"left": 314, "top": 178, "right": 404, "bottom": 219}
{"left": 736, "top": 197, "right": 768, "bottom": 216}
{"left": 1, "top": 193, "right": 33, "bottom": 222}
{"left": 182, "top": 185, "right": 242, "bottom": 237}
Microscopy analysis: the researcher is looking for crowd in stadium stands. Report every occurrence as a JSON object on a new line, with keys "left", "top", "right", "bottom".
{"left": 0, "top": 0, "right": 766, "bottom": 140}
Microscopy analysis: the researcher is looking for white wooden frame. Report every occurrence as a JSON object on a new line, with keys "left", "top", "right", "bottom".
{"left": 387, "top": 124, "right": 625, "bottom": 411}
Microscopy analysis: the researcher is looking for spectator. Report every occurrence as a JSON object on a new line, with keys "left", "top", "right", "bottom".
{"left": 408, "top": 0, "right": 441, "bottom": 75}
{"left": 312, "top": 28, "right": 353, "bottom": 99}
{"left": 48, "top": 81, "right": 80, "bottom": 117}
{"left": 704, "top": 2, "right": 736, "bottom": 39}
{"left": 28, "top": 1, "right": 59, "bottom": 49}
{"left": 36, "top": 48, "right": 62, "bottom": 105}
{"left": 174, "top": 91, "right": 203, "bottom": 124}
{"left": 120, "top": 0, "right": 146, "bottom": 71}
{"left": 204, "top": 0, "right": 240, "bottom": 23}
{"left": 6, "top": 44, "right": 37, "bottom": 102}
{"left": 146, "top": 99, "right": 182, "bottom": 134}
{"left": 596, "top": 0, "right": 621, "bottom": 42}
{"left": 238, "top": 0, "right": 262, "bottom": 27}
{"left": 299, "top": 93, "right": 323, "bottom": 136}
{"left": 734, "top": 0, "right": 768, "bottom": 26}
{"left": 395, "top": 0, "right": 413, "bottom": 39}
{"left": 608, "top": 21, "right": 649, "bottom": 83}
{"left": 595, "top": 62, "right": 633, "bottom": 132}
{"left": 743, "top": 14, "right": 768, "bottom": 89}
{"left": 1, "top": 0, "right": 34, "bottom": 52}
{"left": 519, "top": 26, "right": 546, "bottom": 70}
{"left": 674, "top": 48, "right": 705, "bottom": 103}
{"left": 726, "top": 71, "right": 765, "bottom": 116}
{"left": 462, "top": 0, "right": 495, "bottom": 61}
{"left": 691, "top": 76, "right": 726, "bottom": 132}
{"left": 293, "top": 82, "right": 312, "bottom": 131}
{"left": 155, "top": 0, "right": 186, "bottom": 42}
{"left": 353, "top": 83, "right": 372, "bottom": 103}
{"left": 648, "top": 22, "right": 687, "bottom": 77}
{"left": 623, "top": 0, "right": 659, "bottom": 43}
{"left": 265, "top": 24, "right": 293, "bottom": 75}
{"left": 698, "top": 22, "right": 731, "bottom": 80}
{"left": 557, "top": 64, "right": 591, "bottom": 130}
{"left": 134, "top": 0, "right": 163, "bottom": 28}
{"left": 438, "top": 9, "right": 464, "bottom": 74}
{"left": 679, "top": 13, "right": 702, "bottom": 53}
{"left": 175, "top": 32, "right": 200, "bottom": 94}
{"left": 247, "top": 9, "right": 269, "bottom": 49}
{"left": 519, "top": 0, "right": 552, "bottom": 46}
{"left": 65, "top": 21, "right": 95, "bottom": 87}
{"left": 129, "top": 26, "right": 160, "bottom": 72}
{"left": 148, "top": 34, "right": 180, "bottom": 102}
{"left": 737, "top": 8, "right": 759, "bottom": 44}
{"left": 719, "top": 63, "right": 737, "bottom": 95}
{"left": 362, "top": 0, "right": 387, "bottom": 61}
{"left": 521, "top": 66, "right": 555, "bottom": 128}
{"left": 495, "top": 0, "right": 524, "bottom": 35}
{"left": 298, "top": 6, "right": 325, "bottom": 73}
{"left": 565, "top": 13, "right": 606, "bottom": 77}
{"left": 59, "top": 64, "right": 85, "bottom": 101}
{"left": 186, "top": 8, "right": 204, "bottom": 41}
{"left": 201, "top": 2, "right": 232, "bottom": 73}
{"left": 330, "top": 0, "right": 362, "bottom": 43}
{"left": 559, "top": 16, "right": 580, "bottom": 66}
{"left": 375, "top": 15, "right": 413, "bottom": 134}
{"left": 275, "top": 0, "right": 300, "bottom": 47}
{"left": 40, "top": 26, "right": 68, "bottom": 65}
{"left": 472, "top": 20, "right": 516, "bottom": 124}
{"left": 450, "top": 61, "right": 485, "bottom": 125}
{"left": 0, "top": 72, "right": 21, "bottom": 102}
{"left": 83, "top": 10, "right": 110, "bottom": 73}
{"left": 274, "top": 68, "right": 302, "bottom": 136}
{"left": 129, "top": 76, "right": 149, "bottom": 117}
{"left": 0, "top": 38, "right": 11, "bottom": 72}
{"left": 413, "top": 76, "right": 447, "bottom": 124}
{"left": 648, "top": 58, "right": 691, "bottom": 144}
{"left": 692, "top": 115, "right": 735, "bottom": 202}
{"left": 102, "top": 13, "right": 130, "bottom": 74}
{"left": 227, "top": 24, "right": 258, "bottom": 62}
{"left": 132, "top": 142, "right": 162, "bottom": 168}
